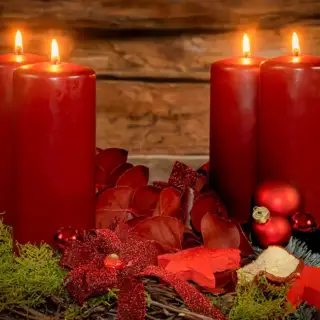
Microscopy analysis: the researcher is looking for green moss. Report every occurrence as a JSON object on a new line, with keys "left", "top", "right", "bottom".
{"left": 228, "top": 276, "right": 291, "bottom": 320}
{"left": 0, "top": 220, "right": 66, "bottom": 311}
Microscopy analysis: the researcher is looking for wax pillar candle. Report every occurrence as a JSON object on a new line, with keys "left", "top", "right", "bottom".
{"left": 12, "top": 39, "right": 96, "bottom": 246}
{"left": 0, "top": 30, "right": 47, "bottom": 225}
{"left": 259, "top": 32, "right": 320, "bottom": 227}
{"left": 210, "top": 34, "right": 265, "bottom": 224}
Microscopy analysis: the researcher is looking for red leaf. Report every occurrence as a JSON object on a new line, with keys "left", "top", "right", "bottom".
{"left": 139, "top": 266, "right": 226, "bottom": 320}
{"left": 236, "top": 223, "right": 254, "bottom": 256}
{"left": 168, "top": 161, "right": 200, "bottom": 191}
{"left": 108, "top": 163, "right": 134, "bottom": 187}
{"left": 182, "top": 230, "right": 202, "bottom": 249}
{"left": 191, "top": 192, "right": 228, "bottom": 232}
{"left": 131, "top": 186, "right": 161, "bottom": 217}
{"left": 96, "top": 147, "right": 103, "bottom": 155}
{"left": 96, "top": 209, "right": 134, "bottom": 229}
{"left": 125, "top": 217, "right": 146, "bottom": 228}
{"left": 117, "top": 165, "right": 149, "bottom": 189}
{"left": 97, "top": 186, "right": 134, "bottom": 211}
{"left": 96, "top": 148, "right": 128, "bottom": 173}
{"left": 211, "top": 270, "right": 235, "bottom": 294}
{"left": 153, "top": 181, "right": 170, "bottom": 189}
{"left": 181, "top": 188, "right": 195, "bottom": 226}
{"left": 153, "top": 187, "right": 181, "bottom": 219}
{"left": 201, "top": 213, "right": 241, "bottom": 249}
{"left": 131, "top": 216, "right": 184, "bottom": 251}
{"left": 95, "top": 166, "right": 108, "bottom": 192}
{"left": 197, "top": 161, "right": 209, "bottom": 175}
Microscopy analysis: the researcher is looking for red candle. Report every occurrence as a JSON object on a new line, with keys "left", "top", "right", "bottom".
{"left": 0, "top": 30, "right": 47, "bottom": 225}
{"left": 259, "top": 32, "right": 320, "bottom": 227}
{"left": 12, "top": 39, "right": 96, "bottom": 246}
{"left": 210, "top": 34, "right": 265, "bottom": 224}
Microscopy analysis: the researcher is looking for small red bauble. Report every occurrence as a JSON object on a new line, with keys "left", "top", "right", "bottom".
{"left": 291, "top": 212, "right": 317, "bottom": 232}
{"left": 252, "top": 206, "right": 292, "bottom": 248}
{"left": 54, "top": 227, "right": 80, "bottom": 250}
{"left": 104, "top": 253, "right": 124, "bottom": 270}
{"left": 254, "top": 181, "right": 301, "bottom": 216}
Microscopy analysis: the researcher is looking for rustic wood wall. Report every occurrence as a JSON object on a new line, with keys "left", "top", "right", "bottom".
{"left": 1, "top": 0, "right": 320, "bottom": 159}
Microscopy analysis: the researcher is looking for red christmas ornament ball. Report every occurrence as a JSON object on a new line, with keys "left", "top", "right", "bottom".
{"left": 54, "top": 227, "right": 80, "bottom": 250}
{"left": 252, "top": 206, "right": 292, "bottom": 248}
{"left": 254, "top": 181, "right": 301, "bottom": 216}
{"left": 291, "top": 212, "right": 317, "bottom": 232}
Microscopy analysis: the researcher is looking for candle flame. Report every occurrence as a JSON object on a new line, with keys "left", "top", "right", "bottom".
{"left": 51, "top": 39, "right": 60, "bottom": 64}
{"left": 243, "top": 33, "right": 250, "bottom": 57}
{"left": 292, "top": 32, "right": 300, "bottom": 56}
{"left": 15, "top": 30, "right": 23, "bottom": 55}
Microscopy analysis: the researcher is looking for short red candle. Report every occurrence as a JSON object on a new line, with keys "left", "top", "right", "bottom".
{"left": 210, "top": 34, "right": 265, "bottom": 224}
{"left": 0, "top": 31, "right": 47, "bottom": 225}
{"left": 12, "top": 39, "right": 96, "bottom": 246}
{"left": 259, "top": 32, "right": 320, "bottom": 227}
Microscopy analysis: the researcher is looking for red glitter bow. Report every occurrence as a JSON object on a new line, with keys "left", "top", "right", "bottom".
{"left": 60, "top": 225, "right": 226, "bottom": 320}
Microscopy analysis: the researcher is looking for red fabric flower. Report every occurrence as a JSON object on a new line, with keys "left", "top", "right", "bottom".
{"left": 60, "top": 226, "right": 225, "bottom": 320}
{"left": 158, "top": 246, "right": 241, "bottom": 293}
{"left": 287, "top": 265, "right": 320, "bottom": 309}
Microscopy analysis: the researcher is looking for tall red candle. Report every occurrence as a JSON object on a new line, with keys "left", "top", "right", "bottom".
{"left": 210, "top": 34, "right": 265, "bottom": 224}
{"left": 0, "top": 31, "right": 47, "bottom": 225}
{"left": 259, "top": 32, "right": 320, "bottom": 227}
{"left": 12, "top": 39, "right": 96, "bottom": 246}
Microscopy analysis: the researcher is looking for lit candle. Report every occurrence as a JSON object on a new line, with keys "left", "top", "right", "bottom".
{"left": 259, "top": 32, "right": 320, "bottom": 227}
{"left": 0, "top": 30, "right": 47, "bottom": 225}
{"left": 13, "top": 39, "right": 96, "bottom": 246}
{"left": 210, "top": 34, "right": 265, "bottom": 224}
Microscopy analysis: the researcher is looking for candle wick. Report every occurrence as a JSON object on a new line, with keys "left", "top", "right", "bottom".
{"left": 243, "top": 51, "right": 250, "bottom": 58}
{"left": 15, "top": 46, "right": 23, "bottom": 55}
{"left": 52, "top": 57, "right": 59, "bottom": 65}
{"left": 293, "top": 49, "right": 300, "bottom": 57}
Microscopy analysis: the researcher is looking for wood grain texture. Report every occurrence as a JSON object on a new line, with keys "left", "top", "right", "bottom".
{"left": 96, "top": 81, "right": 209, "bottom": 154}
{"left": 1, "top": 26, "right": 320, "bottom": 80}
{"left": 1, "top": 0, "right": 320, "bottom": 30}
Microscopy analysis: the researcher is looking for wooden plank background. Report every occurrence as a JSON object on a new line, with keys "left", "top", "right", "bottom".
{"left": 1, "top": 0, "right": 320, "bottom": 157}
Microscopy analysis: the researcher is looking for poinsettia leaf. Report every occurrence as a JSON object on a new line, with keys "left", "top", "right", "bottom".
{"left": 97, "top": 186, "right": 134, "bottom": 210}
{"left": 191, "top": 192, "right": 228, "bottom": 232}
{"left": 153, "top": 181, "right": 170, "bottom": 189}
{"left": 131, "top": 216, "right": 184, "bottom": 251}
{"left": 168, "top": 161, "right": 201, "bottom": 191}
{"left": 116, "top": 165, "right": 149, "bottom": 189}
{"left": 201, "top": 213, "right": 241, "bottom": 249}
{"left": 96, "top": 209, "right": 134, "bottom": 230}
{"left": 157, "top": 247, "right": 240, "bottom": 291}
{"left": 153, "top": 187, "right": 181, "bottom": 219}
{"left": 107, "top": 163, "right": 134, "bottom": 187}
{"left": 131, "top": 186, "right": 161, "bottom": 217}
{"left": 96, "top": 148, "right": 128, "bottom": 174}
